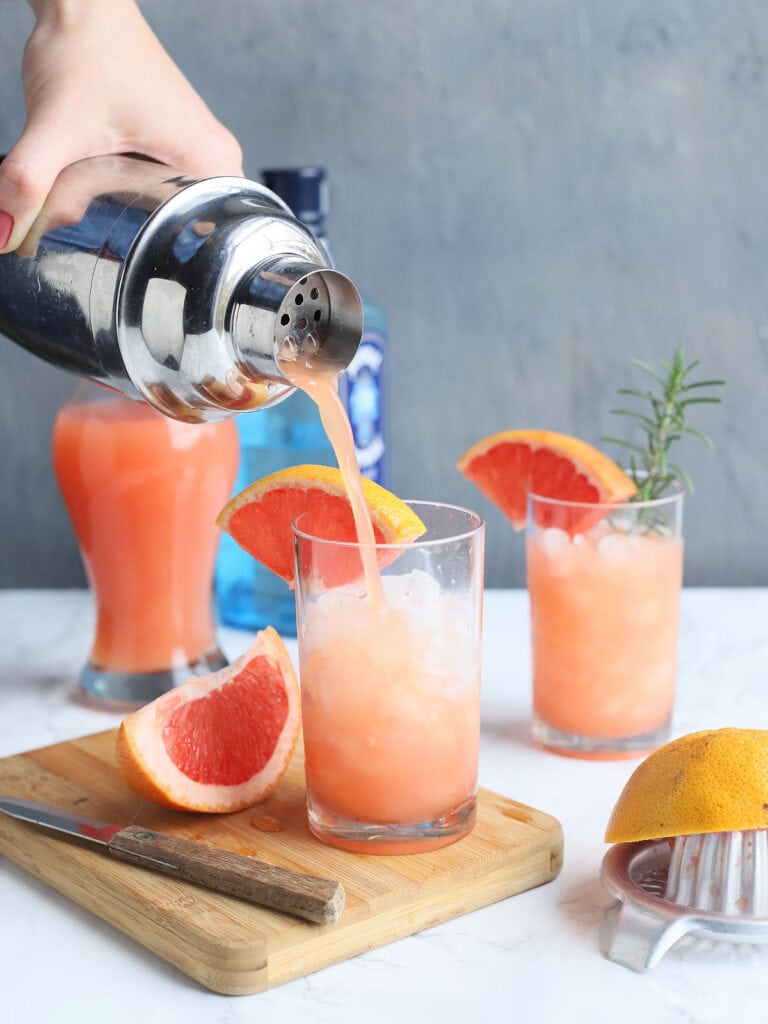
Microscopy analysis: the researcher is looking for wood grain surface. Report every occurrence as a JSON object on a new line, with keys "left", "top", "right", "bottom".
{"left": 0, "top": 729, "right": 563, "bottom": 995}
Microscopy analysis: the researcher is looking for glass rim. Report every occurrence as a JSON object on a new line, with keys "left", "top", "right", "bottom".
{"left": 527, "top": 478, "right": 685, "bottom": 512}
{"left": 292, "top": 498, "right": 485, "bottom": 550}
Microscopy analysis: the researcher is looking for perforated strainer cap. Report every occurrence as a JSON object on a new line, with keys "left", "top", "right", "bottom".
{"left": 230, "top": 254, "right": 363, "bottom": 384}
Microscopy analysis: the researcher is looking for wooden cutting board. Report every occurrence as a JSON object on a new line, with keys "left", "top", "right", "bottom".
{"left": 0, "top": 729, "right": 562, "bottom": 995}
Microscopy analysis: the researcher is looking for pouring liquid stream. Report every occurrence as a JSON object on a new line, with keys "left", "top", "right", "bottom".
{"left": 280, "top": 357, "right": 385, "bottom": 607}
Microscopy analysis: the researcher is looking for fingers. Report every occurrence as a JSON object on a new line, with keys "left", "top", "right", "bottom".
{"left": 187, "top": 127, "right": 244, "bottom": 179}
{"left": 0, "top": 123, "right": 79, "bottom": 254}
{"left": 149, "top": 118, "right": 245, "bottom": 181}
{"left": 0, "top": 110, "right": 243, "bottom": 257}
{"left": 0, "top": 119, "right": 244, "bottom": 258}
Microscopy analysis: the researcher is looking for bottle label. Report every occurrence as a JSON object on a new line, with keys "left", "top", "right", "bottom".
{"left": 345, "top": 327, "right": 386, "bottom": 484}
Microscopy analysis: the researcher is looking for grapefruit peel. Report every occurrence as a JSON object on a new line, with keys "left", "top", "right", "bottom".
{"left": 605, "top": 727, "right": 768, "bottom": 843}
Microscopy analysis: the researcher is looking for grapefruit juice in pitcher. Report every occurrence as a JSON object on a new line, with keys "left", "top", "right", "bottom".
{"left": 52, "top": 383, "right": 239, "bottom": 706}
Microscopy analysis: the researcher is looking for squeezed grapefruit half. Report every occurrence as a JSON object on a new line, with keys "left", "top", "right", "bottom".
{"left": 605, "top": 728, "right": 768, "bottom": 843}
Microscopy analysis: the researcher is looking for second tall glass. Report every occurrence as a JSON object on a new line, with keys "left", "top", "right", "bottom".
{"left": 527, "top": 486, "right": 684, "bottom": 759}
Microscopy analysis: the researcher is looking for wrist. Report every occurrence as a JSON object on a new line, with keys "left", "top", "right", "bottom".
{"left": 28, "top": 0, "right": 135, "bottom": 28}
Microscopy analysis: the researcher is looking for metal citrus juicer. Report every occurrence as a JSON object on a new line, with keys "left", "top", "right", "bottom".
{"left": 602, "top": 830, "right": 768, "bottom": 970}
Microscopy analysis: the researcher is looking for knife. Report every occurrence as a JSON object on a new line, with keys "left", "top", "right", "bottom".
{"left": 0, "top": 795, "right": 344, "bottom": 925}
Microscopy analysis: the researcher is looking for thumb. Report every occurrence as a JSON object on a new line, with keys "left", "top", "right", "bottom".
{"left": 0, "top": 123, "right": 78, "bottom": 254}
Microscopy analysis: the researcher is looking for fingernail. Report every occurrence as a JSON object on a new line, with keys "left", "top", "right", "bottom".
{"left": 0, "top": 210, "right": 13, "bottom": 249}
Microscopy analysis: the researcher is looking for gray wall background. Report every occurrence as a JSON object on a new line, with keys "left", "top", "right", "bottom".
{"left": 0, "top": 0, "right": 763, "bottom": 589}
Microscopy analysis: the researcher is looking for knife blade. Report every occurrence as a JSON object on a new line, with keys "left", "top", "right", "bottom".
{"left": 0, "top": 795, "right": 344, "bottom": 924}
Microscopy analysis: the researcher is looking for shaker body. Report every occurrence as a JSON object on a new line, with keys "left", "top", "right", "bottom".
{"left": 0, "top": 155, "right": 363, "bottom": 422}
{"left": 0, "top": 158, "right": 203, "bottom": 387}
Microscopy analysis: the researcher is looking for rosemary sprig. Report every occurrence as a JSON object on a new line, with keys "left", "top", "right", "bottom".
{"left": 603, "top": 345, "right": 725, "bottom": 502}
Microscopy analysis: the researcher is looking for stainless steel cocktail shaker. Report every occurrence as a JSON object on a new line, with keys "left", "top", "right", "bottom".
{"left": 0, "top": 155, "right": 363, "bottom": 422}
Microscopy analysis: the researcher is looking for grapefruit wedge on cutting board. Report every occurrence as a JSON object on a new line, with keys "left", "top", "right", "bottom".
{"left": 116, "top": 627, "right": 300, "bottom": 813}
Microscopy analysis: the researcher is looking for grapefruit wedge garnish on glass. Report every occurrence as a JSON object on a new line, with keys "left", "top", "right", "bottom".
{"left": 116, "top": 627, "right": 300, "bottom": 813}
{"left": 216, "top": 464, "right": 426, "bottom": 587}
{"left": 457, "top": 428, "right": 636, "bottom": 533}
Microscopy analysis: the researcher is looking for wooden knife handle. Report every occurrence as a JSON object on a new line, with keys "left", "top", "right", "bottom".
{"left": 107, "top": 825, "right": 344, "bottom": 924}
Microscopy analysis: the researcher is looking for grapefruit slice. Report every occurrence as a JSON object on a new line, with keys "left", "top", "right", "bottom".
{"left": 216, "top": 464, "right": 426, "bottom": 586}
{"left": 457, "top": 429, "right": 636, "bottom": 531}
{"left": 116, "top": 627, "right": 300, "bottom": 813}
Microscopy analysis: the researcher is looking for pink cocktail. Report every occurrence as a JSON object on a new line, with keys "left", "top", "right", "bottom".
{"left": 293, "top": 501, "right": 485, "bottom": 854}
{"left": 527, "top": 488, "right": 684, "bottom": 759}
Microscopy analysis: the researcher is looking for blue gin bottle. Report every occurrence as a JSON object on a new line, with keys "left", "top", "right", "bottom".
{"left": 215, "top": 167, "right": 388, "bottom": 634}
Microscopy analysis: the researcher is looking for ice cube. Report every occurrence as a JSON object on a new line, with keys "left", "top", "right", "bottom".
{"left": 597, "top": 531, "right": 634, "bottom": 560}
{"left": 381, "top": 569, "right": 442, "bottom": 617}
{"left": 535, "top": 527, "right": 575, "bottom": 577}
{"left": 540, "top": 527, "right": 572, "bottom": 558}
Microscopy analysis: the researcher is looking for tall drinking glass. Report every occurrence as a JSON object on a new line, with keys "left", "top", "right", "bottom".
{"left": 526, "top": 486, "right": 684, "bottom": 759}
{"left": 52, "top": 382, "right": 239, "bottom": 708}
{"left": 293, "top": 501, "right": 485, "bottom": 854}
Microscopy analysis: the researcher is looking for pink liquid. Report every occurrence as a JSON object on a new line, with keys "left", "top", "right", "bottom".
{"left": 299, "top": 584, "right": 480, "bottom": 852}
{"left": 52, "top": 396, "right": 239, "bottom": 673}
{"left": 527, "top": 524, "right": 683, "bottom": 752}
{"left": 289, "top": 361, "right": 383, "bottom": 604}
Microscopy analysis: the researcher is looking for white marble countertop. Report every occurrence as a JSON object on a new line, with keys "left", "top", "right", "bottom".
{"left": 1, "top": 587, "right": 768, "bottom": 1023}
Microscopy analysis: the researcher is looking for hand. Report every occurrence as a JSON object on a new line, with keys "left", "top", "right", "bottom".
{"left": 0, "top": 0, "right": 243, "bottom": 254}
